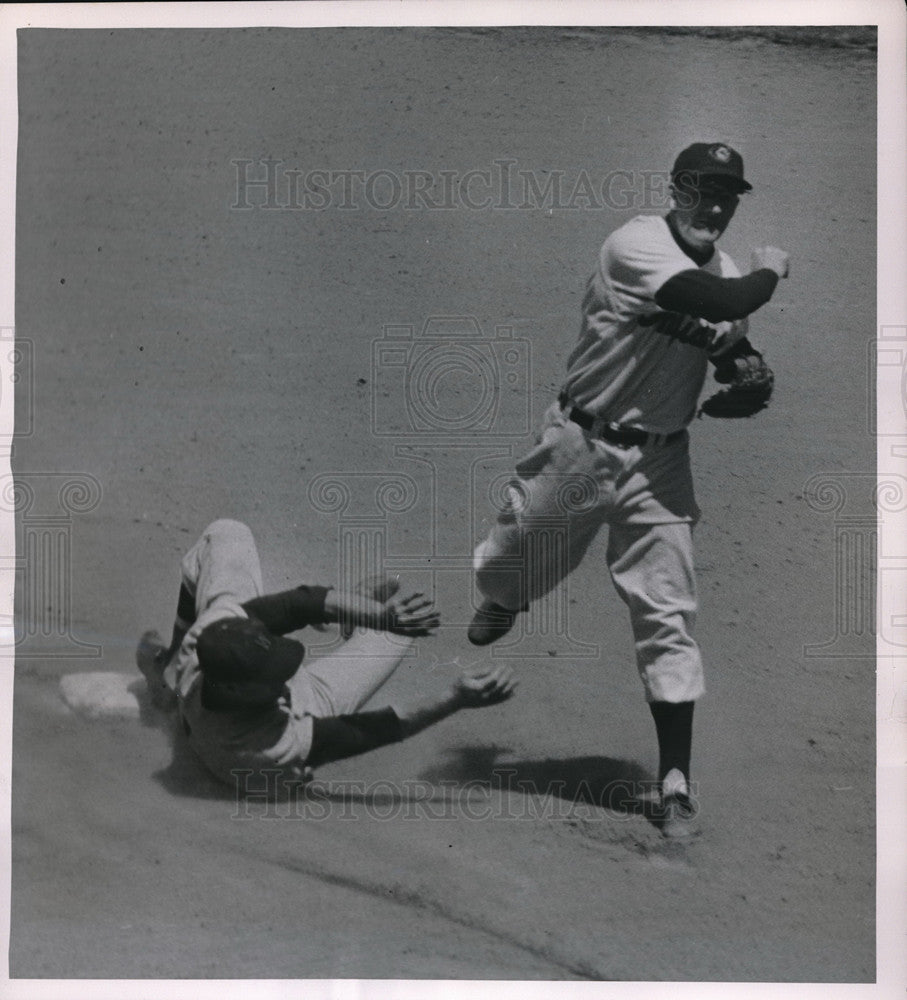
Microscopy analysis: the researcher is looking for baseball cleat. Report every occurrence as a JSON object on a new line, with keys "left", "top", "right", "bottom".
{"left": 136, "top": 629, "right": 166, "bottom": 676}
{"left": 658, "top": 791, "right": 699, "bottom": 840}
{"left": 135, "top": 629, "right": 177, "bottom": 711}
{"left": 654, "top": 767, "right": 699, "bottom": 839}
{"left": 467, "top": 600, "right": 521, "bottom": 646}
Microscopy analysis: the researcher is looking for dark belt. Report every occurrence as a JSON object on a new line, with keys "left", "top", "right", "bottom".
{"left": 558, "top": 393, "right": 685, "bottom": 448}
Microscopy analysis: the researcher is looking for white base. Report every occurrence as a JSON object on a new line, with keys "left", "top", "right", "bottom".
{"left": 59, "top": 671, "right": 146, "bottom": 720}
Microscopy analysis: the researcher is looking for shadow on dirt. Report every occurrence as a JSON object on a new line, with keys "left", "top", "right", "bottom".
{"left": 150, "top": 735, "right": 659, "bottom": 818}
{"left": 151, "top": 720, "right": 238, "bottom": 801}
{"left": 420, "top": 744, "right": 657, "bottom": 815}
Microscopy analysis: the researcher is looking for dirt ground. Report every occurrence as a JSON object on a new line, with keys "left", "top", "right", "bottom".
{"left": 8, "top": 25, "right": 878, "bottom": 984}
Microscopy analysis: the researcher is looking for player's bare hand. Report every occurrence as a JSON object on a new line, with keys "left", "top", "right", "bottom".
{"left": 387, "top": 592, "right": 440, "bottom": 636}
{"left": 453, "top": 664, "right": 518, "bottom": 708}
{"left": 709, "top": 317, "right": 749, "bottom": 358}
{"left": 751, "top": 246, "right": 790, "bottom": 279}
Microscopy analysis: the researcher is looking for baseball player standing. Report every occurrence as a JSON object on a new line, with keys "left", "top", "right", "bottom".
{"left": 468, "top": 142, "right": 789, "bottom": 837}
{"left": 138, "top": 519, "right": 515, "bottom": 790}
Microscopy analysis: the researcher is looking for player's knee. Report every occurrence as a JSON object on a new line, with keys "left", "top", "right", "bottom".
{"left": 205, "top": 518, "right": 253, "bottom": 542}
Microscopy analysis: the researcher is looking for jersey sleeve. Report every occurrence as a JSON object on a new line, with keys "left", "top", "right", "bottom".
{"left": 305, "top": 708, "right": 404, "bottom": 767}
{"left": 241, "top": 584, "right": 331, "bottom": 634}
{"left": 654, "top": 268, "right": 779, "bottom": 322}
{"left": 603, "top": 217, "right": 698, "bottom": 307}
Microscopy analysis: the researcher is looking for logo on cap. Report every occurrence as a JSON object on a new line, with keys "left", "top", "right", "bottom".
{"left": 710, "top": 145, "right": 732, "bottom": 164}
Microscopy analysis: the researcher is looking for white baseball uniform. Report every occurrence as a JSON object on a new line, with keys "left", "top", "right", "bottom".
{"left": 474, "top": 213, "right": 748, "bottom": 703}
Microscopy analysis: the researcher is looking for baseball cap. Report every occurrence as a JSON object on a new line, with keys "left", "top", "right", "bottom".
{"left": 197, "top": 616, "right": 304, "bottom": 710}
{"left": 671, "top": 142, "right": 752, "bottom": 193}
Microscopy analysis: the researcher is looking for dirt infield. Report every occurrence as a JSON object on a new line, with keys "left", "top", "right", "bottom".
{"left": 9, "top": 26, "right": 877, "bottom": 982}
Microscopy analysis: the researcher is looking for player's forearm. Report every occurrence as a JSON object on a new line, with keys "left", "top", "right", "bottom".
{"left": 655, "top": 268, "right": 779, "bottom": 322}
{"left": 392, "top": 686, "right": 463, "bottom": 739}
{"left": 322, "top": 591, "right": 388, "bottom": 631}
{"left": 304, "top": 691, "right": 463, "bottom": 767}
{"left": 306, "top": 708, "right": 405, "bottom": 767}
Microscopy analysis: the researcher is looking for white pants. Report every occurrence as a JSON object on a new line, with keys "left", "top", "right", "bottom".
{"left": 474, "top": 404, "right": 705, "bottom": 703}
{"left": 174, "top": 519, "right": 408, "bottom": 717}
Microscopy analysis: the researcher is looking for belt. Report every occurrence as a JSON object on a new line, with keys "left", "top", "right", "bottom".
{"left": 558, "top": 393, "right": 685, "bottom": 448}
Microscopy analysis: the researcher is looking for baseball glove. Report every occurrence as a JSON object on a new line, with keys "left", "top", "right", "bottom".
{"left": 699, "top": 339, "right": 774, "bottom": 419}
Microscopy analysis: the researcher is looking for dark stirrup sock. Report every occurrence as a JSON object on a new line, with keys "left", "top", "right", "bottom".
{"left": 165, "top": 583, "right": 197, "bottom": 660}
{"left": 648, "top": 700, "right": 695, "bottom": 784}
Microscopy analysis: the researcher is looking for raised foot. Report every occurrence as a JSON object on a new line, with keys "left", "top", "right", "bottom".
{"left": 467, "top": 600, "right": 520, "bottom": 646}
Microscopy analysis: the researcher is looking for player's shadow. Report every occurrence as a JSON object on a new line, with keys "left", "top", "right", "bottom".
{"left": 419, "top": 744, "right": 657, "bottom": 817}
{"left": 132, "top": 681, "right": 179, "bottom": 730}
{"left": 146, "top": 720, "right": 658, "bottom": 818}
{"left": 150, "top": 715, "right": 238, "bottom": 801}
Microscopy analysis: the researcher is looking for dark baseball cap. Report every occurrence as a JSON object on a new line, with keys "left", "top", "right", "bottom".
{"left": 197, "top": 616, "right": 304, "bottom": 710}
{"left": 671, "top": 142, "right": 752, "bottom": 193}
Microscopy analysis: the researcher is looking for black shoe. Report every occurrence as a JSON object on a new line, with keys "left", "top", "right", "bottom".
{"left": 467, "top": 600, "right": 520, "bottom": 646}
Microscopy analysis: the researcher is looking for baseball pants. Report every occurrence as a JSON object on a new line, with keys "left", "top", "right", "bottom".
{"left": 474, "top": 403, "right": 705, "bottom": 703}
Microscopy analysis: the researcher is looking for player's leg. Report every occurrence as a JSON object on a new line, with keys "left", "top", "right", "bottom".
{"left": 135, "top": 629, "right": 177, "bottom": 710}
{"left": 137, "top": 520, "right": 264, "bottom": 706}
{"left": 606, "top": 520, "right": 703, "bottom": 837}
{"left": 470, "top": 409, "right": 609, "bottom": 643}
{"left": 289, "top": 630, "right": 415, "bottom": 718}
{"left": 181, "top": 518, "right": 264, "bottom": 615}
{"left": 648, "top": 698, "right": 695, "bottom": 804}
{"left": 606, "top": 521, "right": 703, "bottom": 702}
{"left": 137, "top": 573, "right": 198, "bottom": 687}
{"left": 286, "top": 571, "right": 416, "bottom": 717}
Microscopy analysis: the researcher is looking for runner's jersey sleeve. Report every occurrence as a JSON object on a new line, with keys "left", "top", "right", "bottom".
{"left": 563, "top": 214, "right": 744, "bottom": 433}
